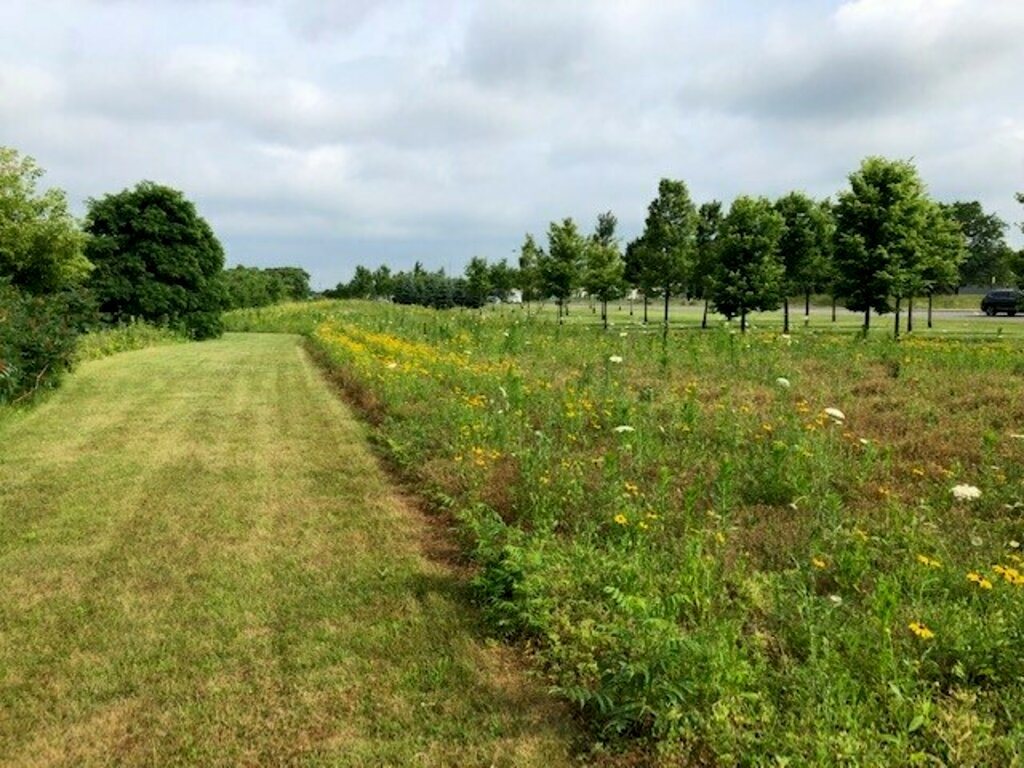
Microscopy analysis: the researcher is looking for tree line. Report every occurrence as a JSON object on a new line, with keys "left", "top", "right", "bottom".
{"left": 1, "top": 145, "right": 308, "bottom": 402}
{"left": 334, "top": 156, "right": 1024, "bottom": 336}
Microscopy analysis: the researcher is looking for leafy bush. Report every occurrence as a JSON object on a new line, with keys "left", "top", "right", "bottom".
{"left": 0, "top": 282, "right": 93, "bottom": 403}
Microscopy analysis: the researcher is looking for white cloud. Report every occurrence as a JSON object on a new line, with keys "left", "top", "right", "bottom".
{"left": 0, "top": 0, "right": 1021, "bottom": 289}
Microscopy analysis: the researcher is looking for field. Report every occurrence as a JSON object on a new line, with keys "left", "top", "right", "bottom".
{"left": 0, "top": 334, "right": 579, "bottom": 767}
{"left": 227, "top": 299, "right": 1024, "bottom": 765}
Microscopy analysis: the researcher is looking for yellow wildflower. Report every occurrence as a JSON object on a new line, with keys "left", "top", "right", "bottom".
{"left": 812, "top": 557, "right": 827, "bottom": 569}
{"left": 614, "top": 514, "right": 628, "bottom": 526}
{"left": 966, "top": 572, "right": 993, "bottom": 590}
{"left": 916, "top": 554, "right": 941, "bottom": 568}
{"left": 908, "top": 621, "right": 935, "bottom": 640}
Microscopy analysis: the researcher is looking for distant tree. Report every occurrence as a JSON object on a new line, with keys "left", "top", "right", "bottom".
{"left": 223, "top": 265, "right": 273, "bottom": 308}
{"left": 518, "top": 233, "right": 545, "bottom": 308}
{"left": 942, "top": 201, "right": 1013, "bottom": 289}
{"left": 463, "top": 256, "right": 491, "bottom": 308}
{"left": 345, "top": 265, "right": 375, "bottom": 299}
{"left": 488, "top": 258, "right": 516, "bottom": 302}
{"left": 266, "top": 267, "right": 310, "bottom": 301}
{"left": 775, "top": 191, "right": 833, "bottom": 333}
{"left": 85, "top": 181, "right": 226, "bottom": 339}
{"left": 1013, "top": 193, "right": 1024, "bottom": 284}
{"left": 636, "top": 178, "right": 699, "bottom": 327}
{"left": 711, "top": 196, "right": 785, "bottom": 332}
{"left": 833, "top": 157, "right": 934, "bottom": 335}
{"left": 540, "top": 217, "right": 585, "bottom": 320}
{"left": 391, "top": 272, "right": 419, "bottom": 305}
{"left": 915, "top": 203, "right": 965, "bottom": 330}
{"left": 372, "top": 265, "right": 393, "bottom": 299}
{"left": 694, "top": 201, "right": 724, "bottom": 329}
{"left": 623, "top": 237, "right": 654, "bottom": 323}
{"left": 582, "top": 211, "right": 625, "bottom": 329}
{"left": 0, "top": 146, "right": 91, "bottom": 294}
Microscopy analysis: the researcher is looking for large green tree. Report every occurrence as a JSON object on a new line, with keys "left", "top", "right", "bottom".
{"left": 914, "top": 203, "right": 965, "bottom": 330}
{"left": 775, "top": 191, "right": 833, "bottom": 333}
{"left": 582, "top": 211, "right": 625, "bottom": 329}
{"left": 0, "top": 147, "right": 91, "bottom": 294}
{"left": 463, "top": 256, "right": 491, "bottom": 308}
{"left": 833, "top": 157, "right": 934, "bottom": 334}
{"left": 539, "top": 217, "right": 585, "bottom": 320}
{"left": 942, "top": 201, "right": 1013, "bottom": 289}
{"left": 85, "top": 181, "right": 226, "bottom": 339}
{"left": 636, "top": 178, "right": 699, "bottom": 327}
{"left": 518, "top": 233, "right": 544, "bottom": 308}
{"left": 694, "top": 200, "right": 724, "bottom": 329}
{"left": 711, "top": 196, "right": 785, "bottom": 332}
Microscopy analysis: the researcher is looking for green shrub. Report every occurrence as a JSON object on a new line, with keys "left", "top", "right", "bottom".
{"left": 0, "top": 282, "right": 91, "bottom": 403}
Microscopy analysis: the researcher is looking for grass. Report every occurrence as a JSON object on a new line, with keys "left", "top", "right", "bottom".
{"left": 226, "top": 300, "right": 1024, "bottom": 765}
{"left": 0, "top": 333, "right": 581, "bottom": 766}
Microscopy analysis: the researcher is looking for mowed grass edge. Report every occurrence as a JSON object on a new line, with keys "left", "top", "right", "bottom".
{"left": 0, "top": 333, "right": 581, "bottom": 767}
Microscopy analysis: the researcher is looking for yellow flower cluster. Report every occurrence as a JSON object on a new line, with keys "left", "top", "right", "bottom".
{"left": 916, "top": 554, "right": 941, "bottom": 569}
{"left": 992, "top": 564, "right": 1024, "bottom": 586}
{"left": 966, "top": 572, "right": 994, "bottom": 590}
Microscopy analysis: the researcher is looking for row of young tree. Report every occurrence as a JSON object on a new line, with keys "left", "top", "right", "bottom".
{"left": 336, "top": 157, "right": 1023, "bottom": 336}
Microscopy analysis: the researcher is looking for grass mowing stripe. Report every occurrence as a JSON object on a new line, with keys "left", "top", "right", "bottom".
{"left": 0, "top": 333, "right": 579, "bottom": 767}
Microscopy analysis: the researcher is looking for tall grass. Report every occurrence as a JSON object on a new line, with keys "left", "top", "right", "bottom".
{"left": 74, "top": 320, "right": 188, "bottom": 363}
{"left": 227, "top": 300, "right": 1024, "bottom": 764}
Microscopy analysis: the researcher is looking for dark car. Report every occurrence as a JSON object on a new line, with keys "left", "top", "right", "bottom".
{"left": 981, "top": 289, "right": 1024, "bottom": 317}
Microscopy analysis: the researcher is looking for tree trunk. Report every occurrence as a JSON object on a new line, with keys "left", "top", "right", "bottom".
{"left": 741, "top": 310, "right": 747, "bottom": 333}
{"left": 832, "top": 297, "right": 838, "bottom": 323}
{"left": 893, "top": 296, "right": 901, "bottom": 340}
{"left": 643, "top": 294, "right": 648, "bottom": 324}
{"left": 863, "top": 305, "right": 870, "bottom": 333}
{"left": 907, "top": 296, "right": 914, "bottom": 333}
{"left": 702, "top": 298, "right": 709, "bottom": 329}
{"left": 663, "top": 285, "right": 670, "bottom": 328}
{"left": 602, "top": 299, "right": 608, "bottom": 330}
{"left": 783, "top": 296, "right": 790, "bottom": 334}
{"left": 805, "top": 289, "right": 811, "bottom": 318}
{"left": 927, "top": 292, "right": 934, "bottom": 328}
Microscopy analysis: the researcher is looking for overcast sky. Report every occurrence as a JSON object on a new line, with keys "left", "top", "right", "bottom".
{"left": 2, "top": 0, "right": 1022, "bottom": 289}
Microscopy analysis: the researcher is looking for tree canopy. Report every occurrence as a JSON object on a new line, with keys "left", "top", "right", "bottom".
{"left": 85, "top": 181, "right": 226, "bottom": 339}
{"left": 0, "top": 147, "right": 91, "bottom": 295}
{"left": 711, "top": 195, "right": 785, "bottom": 331}
{"left": 833, "top": 157, "right": 935, "bottom": 331}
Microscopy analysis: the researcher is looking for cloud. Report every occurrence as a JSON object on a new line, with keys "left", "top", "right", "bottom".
{"left": 1, "top": 0, "right": 1021, "bottom": 291}
{"left": 680, "top": 0, "right": 1024, "bottom": 122}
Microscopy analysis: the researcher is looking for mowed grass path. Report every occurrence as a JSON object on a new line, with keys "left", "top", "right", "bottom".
{"left": 0, "top": 334, "right": 578, "bottom": 767}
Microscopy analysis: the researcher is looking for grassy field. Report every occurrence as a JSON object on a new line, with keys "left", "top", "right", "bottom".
{"left": 226, "top": 300, "right": 1024, "bottom": 765}
{"left": 0, "top": 334, "right": 580, "bottom": 766}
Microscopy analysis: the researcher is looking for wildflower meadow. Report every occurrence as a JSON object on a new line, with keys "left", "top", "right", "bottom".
{"left": 228, "top": 300, "right": 1024, "bottom": 765}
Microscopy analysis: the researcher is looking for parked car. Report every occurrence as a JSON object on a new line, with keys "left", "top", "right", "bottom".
{"left": 981, "top": 288, "right": 1024, "bottom": 316}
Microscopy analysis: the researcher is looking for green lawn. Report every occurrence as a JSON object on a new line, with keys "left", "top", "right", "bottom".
{"left": 0, "top": 334, "right": 579, "bottom": 767}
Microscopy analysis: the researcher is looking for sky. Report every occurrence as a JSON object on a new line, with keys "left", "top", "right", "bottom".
{"left": 2, "top": 0, "right": 1022, "bottom": 290}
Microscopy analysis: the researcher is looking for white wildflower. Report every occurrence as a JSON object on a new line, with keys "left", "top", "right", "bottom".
{"left": 775, "top": 377, "right": 791, "bottom": 389}
{"left": 619, "top": 331, "right": 628, "bottom": 337}
{"left": 608, "top": 355, "right": 623, "bottom": 364}
{"left": 613, "top": 425, "right": 635, "bottom": 433}
{"left": 828, "top": 595, "right": 843, "bottom": 606}
{"left": 952, "top": 484, "right": 982, "bottom": 501}
{"left": 1009, "top": 540, "right": 1020, "bottom": 549}
{"left": 824, "top": 407, "right": 846, "bottom": 423}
